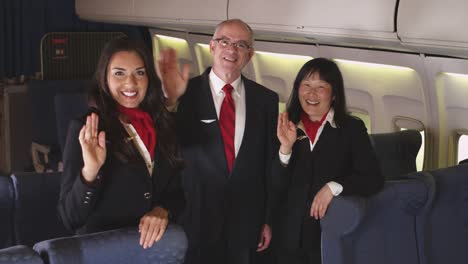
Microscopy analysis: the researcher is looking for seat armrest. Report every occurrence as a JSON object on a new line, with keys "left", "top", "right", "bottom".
{"left": 321, "top": 195, "right": 366, "bottom": 236}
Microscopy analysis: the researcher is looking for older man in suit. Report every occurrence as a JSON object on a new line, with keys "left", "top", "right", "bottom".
{"left": 160, "top": 19, "right": 279, "bottom": 264}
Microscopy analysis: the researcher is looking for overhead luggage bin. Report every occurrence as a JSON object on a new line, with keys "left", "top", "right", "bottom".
{"left": 75, "top": 0, "right": 226, "bottom": 32}
{"left": 398, "top": 0, "right": 468, "bottom": 58}
{"left": 228, "top": 0, "right": 400, "bottom": 48}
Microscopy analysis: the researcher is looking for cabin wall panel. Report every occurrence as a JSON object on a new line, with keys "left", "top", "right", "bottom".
{"left": 249, "top": 41, "right": 317, "bottom": 101}
{"left": 318, "top": 46, "right": 427, "bottom": 133}
{"left": 382, "top": 96, "right": 426, "bottom": 126}
{"left": 427, "top": 57, "right": 468, "bottom": 166}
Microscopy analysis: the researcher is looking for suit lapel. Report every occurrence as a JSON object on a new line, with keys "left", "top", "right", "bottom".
{"left": 312, "top": 123, "right": 339, "bottom": 156}
{"left": 195, "top": 69, "right": 217, "bottom": 119}
{"left": 197, "top": 69, "right": 230, "bottom": 177}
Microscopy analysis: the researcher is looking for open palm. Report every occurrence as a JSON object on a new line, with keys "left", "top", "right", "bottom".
{"left": 79, "top": 113, "right": 106, "bottom": 182}
{"left": 277, "top": 112, "right": 297, "bottom": 154}
{"left": 157, "top": 48, "right": 190, "bottom": 105}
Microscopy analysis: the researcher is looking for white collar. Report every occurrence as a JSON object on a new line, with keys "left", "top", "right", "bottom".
{"left": 324, "top": 108, "right": 337, "bottom": 128}
{"left": 209, "top": 70, "right": 242, "bottom": 96}
{"left": 297, "top": 108, "right": 337, "bottom": 133}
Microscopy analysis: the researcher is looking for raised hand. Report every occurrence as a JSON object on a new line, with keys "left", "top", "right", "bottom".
{"left": 78, "top": 113, "right": 106, "bottom": 183}
{"left": 157, "top": 48, "right": 190, "bottom": 106}
{"left": 139, "top": 206, "right": 169, "bottom": 249}
{"left": 277, "top": 112, "right": 297, "bottom": 155}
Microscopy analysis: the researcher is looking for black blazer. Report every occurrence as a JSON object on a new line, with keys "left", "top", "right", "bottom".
{"left": 58, "top": 118, "right": 184, "bottom": 234}
{"left": 176, "top": 68, "right": 279, "bottom": 250}
{"left": 274, "top": 116, "right": 383, "bottom": 249}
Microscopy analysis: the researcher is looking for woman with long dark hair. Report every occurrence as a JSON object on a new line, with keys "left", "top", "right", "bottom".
{"left": 275, "top": 58, "right": 384, "bottom": 263}
{"left": 58, "top": 38, "right": 186, "bottom": 255}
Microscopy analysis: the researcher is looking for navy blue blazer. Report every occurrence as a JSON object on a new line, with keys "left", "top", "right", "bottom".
{"left": 58, "top": 118, "right": 184, "bottom": 234}
{"left": 274, "top": 116, "right": 384, "bottom": 249}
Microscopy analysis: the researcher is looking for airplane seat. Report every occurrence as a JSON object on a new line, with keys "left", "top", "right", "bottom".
{"left": 417, "top": 164, "right": 468, "bottom": 264}
{"left": 33, "top": 225, "right": 187, "bottom": 264}
{"left": 369, "top": 130, "right": 422, "bottom": 180}
{"left": 0, "top": 176, "right": 15, "bottom": 249}
{"left": 28, "top": 80, "right": 90, "bottom": 172}
{"left": 10, "top": 172, "right": 72, "bottom": 247}
{"left": 321, "top": 172, "right": 433, "bottom": 264}
{"left": 0, "top": 245, "right": 43, "bottom": 264}
{"left": 54, "top": 93, "right": 88, "bottom": 155}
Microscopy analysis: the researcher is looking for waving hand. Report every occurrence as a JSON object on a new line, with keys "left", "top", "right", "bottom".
{"left": 78, "top": 113, "right": 106, "bottom": 183}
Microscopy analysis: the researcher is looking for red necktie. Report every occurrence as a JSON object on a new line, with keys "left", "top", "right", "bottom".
{"left": 219, "top": 84, "right": 235, "bottom": 173}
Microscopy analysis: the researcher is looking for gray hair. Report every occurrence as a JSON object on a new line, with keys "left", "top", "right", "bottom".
{"left": 213, "top": 19, "right": 254, "bottom": 46}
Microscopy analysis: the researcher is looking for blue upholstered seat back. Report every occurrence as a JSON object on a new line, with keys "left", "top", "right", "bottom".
{"left": 370, "top": 130, "right": 422, "bottom": 180}
{"left": 34, "top": 225, "right": 187, "bottom": 264}
{"left": 321, "top": 173, "right": 433, "bottom": 264}
{"left": 10, "top": 172, "right": 72, "bottom": 246}
{"left": 418, "top": 164, "right": 468, "bottom": 264}
{"left": 0, "top": 245, "right": 43, "bottom": 264}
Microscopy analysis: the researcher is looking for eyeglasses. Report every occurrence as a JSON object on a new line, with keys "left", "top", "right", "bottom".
{"left": 212, "top": 38, "right": 251, "bottom": 51}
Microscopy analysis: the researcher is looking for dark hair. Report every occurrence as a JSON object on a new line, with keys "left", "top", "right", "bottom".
{"left": 89, "top": 37, "right": 182, "bottom": 168}
{"left": 287, "top": 57, "right": 348, "bottom": 126}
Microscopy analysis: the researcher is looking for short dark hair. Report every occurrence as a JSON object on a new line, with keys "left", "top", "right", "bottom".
{"left": 287, "top": 57, "right": 348, "bottom": 126}
{"left": 89, "top": 37, "right": 181, "bottom": 168}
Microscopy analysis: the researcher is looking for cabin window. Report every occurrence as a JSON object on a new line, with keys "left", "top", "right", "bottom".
{"left": 279, "top": 102, "right": 287, "bottom": 113}
{"left": 194, "top": 43, "right": 213, "bottom": 75}
{"left": 349, "top": 109, "right": 371, "bottom": 133}
{"left": 457, "top": 134, "right": 468, "bottom": 163}
{"left": 394, "top": 117, "right": 425, "bottom": 171}
{"left": 152, "top": 34, "right": 195, "bottom": 77}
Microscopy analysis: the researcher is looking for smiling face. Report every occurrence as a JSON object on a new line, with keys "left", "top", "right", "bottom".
{"left": 298, "top": 72, "right": 334, "bottom": 121}
{"left": 106, "top": 51, "right": 148, "bottom": 108}
{"left": 209, "top": 21, "right": 254, "bottom": 83}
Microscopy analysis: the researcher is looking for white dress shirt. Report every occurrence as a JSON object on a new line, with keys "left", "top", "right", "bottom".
{"left": 279, "top": 108, "right": 343, "bottom": 196}
{"left": 209, "top": 70, "right": 246, "bottom": 157}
